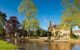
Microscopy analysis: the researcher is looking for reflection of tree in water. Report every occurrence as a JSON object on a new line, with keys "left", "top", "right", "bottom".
{"left": 47, "top": 42, "right": 73, "bottom": 50}
{"left": 20, "top": 41, "right": 44, "bottom": 50}
{"left": 17, "top": 41, "right": 75, "bottom": 50}
{"left": 33, "top": 42, "right": 48, "bottom": 50}
{"left": 5, "top": 37, "right": 75, "bottom": 50}
{"left": 70, "top": 43, "right": 75, "bottom": 50}
{"left": 48, "top": 42, "right": 59, "bottom": 50}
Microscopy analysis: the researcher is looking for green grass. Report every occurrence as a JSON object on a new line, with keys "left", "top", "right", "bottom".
{"left": 0, "top": 40, "right": 17, "bottom": 50}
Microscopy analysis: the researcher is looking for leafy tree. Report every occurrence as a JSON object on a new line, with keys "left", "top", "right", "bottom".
{"left": 18, "top": 0, "right": 39, "bottom": 37}
{"left": 0, "top": 11, "right": 6, "bottom": 34}
{"left": 6, "top": 16, "right": 20, "bottom": 36}
{"left": 0, "top": 26, "right": 3, "bottom": 34}
{"left": 61, "top": 0, "right": 80, "bottom": 35}
{"left": 18, "top": 0, "right": 37, "bottom": 17}
{"left": 22, "top": 17, "right": 39, "bottom": 36}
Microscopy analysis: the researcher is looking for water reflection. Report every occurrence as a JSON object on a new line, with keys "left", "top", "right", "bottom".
{"left": 72, "top": 45, "right": 80, "bottom": 50}
{"left": 48, "top": 42, "right": 73, "bottom": 50}
{"left": 4, "top": 38, "right": 80, "bottom": 50}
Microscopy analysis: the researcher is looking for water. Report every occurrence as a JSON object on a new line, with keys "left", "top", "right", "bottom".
{"left": 72, "top": 45, "right": 80, "bottom": 50}
{"left": 4, "top": 38, "right": 80, "bottom": 50}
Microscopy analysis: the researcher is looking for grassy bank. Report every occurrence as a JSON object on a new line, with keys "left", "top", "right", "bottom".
{"left": 0, "top": 40, "right": 17, "bottom": 50}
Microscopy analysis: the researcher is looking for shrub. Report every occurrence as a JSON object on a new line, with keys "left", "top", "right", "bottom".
{"left": 70, "top": 34, "right": 79, "bottom": 39}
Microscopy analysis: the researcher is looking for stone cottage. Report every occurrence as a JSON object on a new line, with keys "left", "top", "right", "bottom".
{"left": 48, "top": 21, "right": 70, "bottom": 40}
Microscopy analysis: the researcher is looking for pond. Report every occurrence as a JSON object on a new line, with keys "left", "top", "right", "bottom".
{"left": 4, "top": 38, "right": 80, "bottom": 50}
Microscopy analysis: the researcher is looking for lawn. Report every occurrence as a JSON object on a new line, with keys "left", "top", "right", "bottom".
{"left": 0, "top": 40, "right": 17, "bottom": 50}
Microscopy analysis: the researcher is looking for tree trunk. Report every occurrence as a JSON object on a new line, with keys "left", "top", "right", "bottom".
{"left": 70, "top": 27, "right": 73, "bottom": 35}
{"left": 27, "top": 16, "right": 31, "bottom": 37}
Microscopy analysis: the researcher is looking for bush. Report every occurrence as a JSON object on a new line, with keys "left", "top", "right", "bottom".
{"left": 47, "top": 32, "right": 52, "bottom": 36}
{"left": 70, "top": 34, "right": 79, "bottom": 39}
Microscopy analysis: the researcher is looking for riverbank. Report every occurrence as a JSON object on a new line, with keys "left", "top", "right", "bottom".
{"left": 25, "top": 37, "right": 68, "bottom": 42}
{"left": 0, "top": 40, "right": 17, "bottom": 50}
{"left": 25, "top": 37, "right": 80, "bottom": 43}
{"left": 69, "top": 39, "right": 80, "bottom": 44}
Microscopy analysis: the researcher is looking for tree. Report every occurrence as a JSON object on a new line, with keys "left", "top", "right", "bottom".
{"left": 6, "top": 16, "right": 20, "bottom": 37}
{"left": 0, "top": 11, "right": 6, "bottom": 34}
{"left": 18, "top": 0, "right": 37, "bottom": 17}
{"left": 22, "top": 17, "right": 39, "bottom": 36}
{"left": 61, "top": 0, "right": 80, "bottom": 35}
{"left": 18, "top": 0, "right": 39, "bottom": 37}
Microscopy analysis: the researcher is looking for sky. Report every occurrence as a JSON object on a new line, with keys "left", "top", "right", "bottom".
{"left": 0, "top": 0, "right": 67, "bottom": 30}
